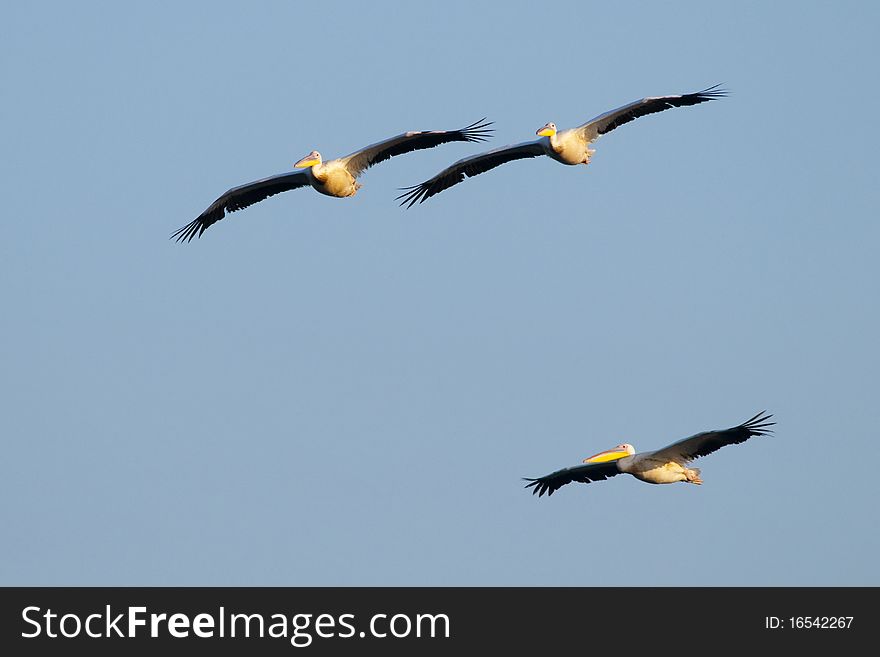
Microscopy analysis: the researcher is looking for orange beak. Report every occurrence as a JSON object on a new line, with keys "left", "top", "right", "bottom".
{"left": 583, "top": 446, "right": 630, "bottom": 464}
{"left": 294, "top": 153, "right": 321, "bottom": 168}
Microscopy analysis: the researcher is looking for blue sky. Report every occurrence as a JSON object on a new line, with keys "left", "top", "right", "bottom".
{"left": 2, "top": 1, "right": 878, "bottom": 585}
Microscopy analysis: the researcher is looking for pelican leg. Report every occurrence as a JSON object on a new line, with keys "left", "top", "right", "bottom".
{"left": 685, "top": 468, "right": 702, "bottom": 485}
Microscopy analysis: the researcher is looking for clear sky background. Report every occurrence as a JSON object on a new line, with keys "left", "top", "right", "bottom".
{"left": 2, "top": 1, "right": 878, "bottom": 586}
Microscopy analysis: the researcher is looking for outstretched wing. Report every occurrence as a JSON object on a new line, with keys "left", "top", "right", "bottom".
{"left": 339, "top": 118, "right": 493, "bottom": 178}
{"left": 397, "top": 139, "right": 547, "bottom": 208}
{"left": 171, "top": 171, "right": 311, "bottom": 242}
{"left": 573, "top": 84, "right": 727, "bottom": 143}
{"left": 523, "top": 460, "right": 623, "bottom": 498}
{"left": 648, "top": 411, "right": 775, "bottom": 465}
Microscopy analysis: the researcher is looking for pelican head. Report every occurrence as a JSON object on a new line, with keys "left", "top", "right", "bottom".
{"left": 536, "top": 122, "right": 557, "bottom": 137}
{"left": 294, "top": 150, "right": 322, "bottom": 168}
{"left": 583, "top": 443, "right": 635, "bottom": 464}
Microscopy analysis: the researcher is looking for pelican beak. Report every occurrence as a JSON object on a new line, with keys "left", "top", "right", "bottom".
{"left": 583, "top": 447, "right": 630, "bottom": 464}
{"left": 536, "top": 124, "right": 556, "bottom": 137}
{"left": 294, "top": 154, "right": 320, "bottom": 168}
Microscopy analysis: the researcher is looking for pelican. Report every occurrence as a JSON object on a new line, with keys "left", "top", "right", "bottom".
{"left": 397, "top": 85, "right": 725, "bottom": 207}
{"left": 524, "top": 411, "right": 774, "bottom": 497}
{"left": 172, "top": 119, "right": 493, "bottom": 241}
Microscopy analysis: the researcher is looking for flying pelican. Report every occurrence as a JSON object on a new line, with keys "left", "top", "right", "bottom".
{"left": 172, "top": 119, "right": 493, "bottom": 241}
{"left": 524, "top": 411, "right": 773, "bottom": 497}
{"left": 397, "top": 85, "right": 725, "bottom": 207}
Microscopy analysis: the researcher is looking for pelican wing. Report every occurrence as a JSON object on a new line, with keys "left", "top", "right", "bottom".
{"left": 574, "top": 84, "right": 727, "bottom": 143}
{"left": 523, "top": 460, "right": 622, "bottom": 497}
{"left": 397, "top": 140, "right": 547, "bottom": 207}
{"left": 171, "top": 171, "right": 311, "bottom": 242}
{"left": 339, "top": 119, "right": 493, "bottom": 178}
{"left": 648, "top": 411, "right": 775, "bottom": 465}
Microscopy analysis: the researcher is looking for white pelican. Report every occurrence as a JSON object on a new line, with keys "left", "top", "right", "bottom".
{"left": 172, "top": 119, "right": 493, "bottom": 241}
{"left": 397, "top": 85, "right": 725, "bottom": 207}
{"left": 524, "top": 411, "right": 773, "bottom": 497}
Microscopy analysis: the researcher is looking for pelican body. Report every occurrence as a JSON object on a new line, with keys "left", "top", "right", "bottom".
{"left": 294, "top": 151, "right": 361, "bottom": 198}
{"left": 524, "top": 411, "right": 774, "bottom": 497}
{"left": 398, "top": 85, "right": 725, "bottom": 207}
{"left": 536, "top": 122, "right": 595, "bottom": 166}
{"left": 172, "top": 119, "right": 493, "bottom": 242}
{"left": 611, "top": 445, "right": 704, "bottom": 485}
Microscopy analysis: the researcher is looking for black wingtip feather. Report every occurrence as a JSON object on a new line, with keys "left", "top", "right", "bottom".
{"left": 522, "top": 478, "right": 549, "bottom": 497}
{"left": 396, "top": 183, "right": 430, "bottom": 209}
{"left": 698, "top": 83, "right": 728, "bottom": 98}
{"left": 170, "top": 218, "right": 204, "bottom": 243}
{"left": 460, "top": 118, "right": 495, "bottom": 141}
{"left": 740, "top": 410, "right": 775, "bottom": 437}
